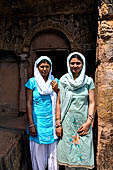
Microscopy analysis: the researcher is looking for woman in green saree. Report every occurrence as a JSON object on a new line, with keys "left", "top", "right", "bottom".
{"left": 56, "top": 52, "right": 95, "bottom": 170}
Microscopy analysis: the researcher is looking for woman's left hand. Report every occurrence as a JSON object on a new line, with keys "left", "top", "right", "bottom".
{"left": 51, "top": 80, "right": 59, "bottom": 93}
{"left": 77, "top": 120, "right": 92, "bottom": 136}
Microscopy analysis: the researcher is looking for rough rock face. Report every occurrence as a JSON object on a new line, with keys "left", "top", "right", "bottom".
{"left": 96, "top": 0, "right": 113, "bottom": 169}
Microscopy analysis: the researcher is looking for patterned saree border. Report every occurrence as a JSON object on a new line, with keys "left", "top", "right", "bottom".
{"left": 58, "top": 161, "right": 95, "bottom": 169}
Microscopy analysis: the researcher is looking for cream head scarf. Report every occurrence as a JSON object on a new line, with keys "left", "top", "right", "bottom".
{"left": 34, "top": 56, "right": 58, "bottom": 139}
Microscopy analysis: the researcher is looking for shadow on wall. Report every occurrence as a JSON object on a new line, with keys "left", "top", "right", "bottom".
{"left": 93, "top": 111, "right": 98, "bottom": 170}
{"left": 85, "top": 49, "right": 96, "bottom": 80}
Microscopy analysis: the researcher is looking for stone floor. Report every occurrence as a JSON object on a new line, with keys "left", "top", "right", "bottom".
{"left": 0, "top": 112, "right": 32, "bottom": 170}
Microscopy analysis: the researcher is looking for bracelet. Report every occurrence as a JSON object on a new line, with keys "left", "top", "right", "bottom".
{"left": 88, "top": 114, "right": 94, "bottom": 119}
{"left": 88, "top": 115, "right": 94, "bottom": 121}
{"left": 56, "top": 118, "right": 61, "bottom": 121}
{"left": 56, "top": 124, "right": 62, "bottom": 128}
{"left": 29, "top": 124, "right": 35, "bottom": 128}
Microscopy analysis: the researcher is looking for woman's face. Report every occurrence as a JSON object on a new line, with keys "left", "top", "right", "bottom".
{"left": 69, "top": 57, "right": 83, "bottom": 75}
{"left": 38, "top": 62, "right": 51, "bottom": 78}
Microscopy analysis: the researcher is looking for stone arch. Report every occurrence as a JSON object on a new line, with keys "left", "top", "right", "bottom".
{"left": 30, "top": 28, "right": 71, "bottom": 50}
{"left": 23, "top": 20, "right": 73, "bottom": 49}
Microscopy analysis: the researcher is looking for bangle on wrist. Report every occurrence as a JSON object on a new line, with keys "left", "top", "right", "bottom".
{"left": 29, "top": 124, "right": 35, "bottom": 128}
{"left": 56, "top": 123, "right": 62, "bottom": 128}
{"left": 88, "top": 114, "right": 94, "bottom": 121}
{"left": 88, "top": 114, "right": 94, "bottom": 119}
{"left": 56, "top": 117, "right": 61, "bottom": 121}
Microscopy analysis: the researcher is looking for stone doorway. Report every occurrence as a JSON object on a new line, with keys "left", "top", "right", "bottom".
{"left": 0, "top": 50, "right": 19, "bottom": 114}
{"left": 36, "top": 50, "right": 69, "bottom": 79}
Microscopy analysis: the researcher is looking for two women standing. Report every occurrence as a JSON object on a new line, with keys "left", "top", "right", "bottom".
{"left": 25, "top": 52, "right": 95, "bottom": 170}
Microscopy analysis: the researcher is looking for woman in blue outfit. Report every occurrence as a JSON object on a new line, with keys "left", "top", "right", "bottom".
{"left": 25, "top": 56, "right": 59, "bottom": 170}
{"left": 56, "top": 52, "right": 95, "bottom": 170}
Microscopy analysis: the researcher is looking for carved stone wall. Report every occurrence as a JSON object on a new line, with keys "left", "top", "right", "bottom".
{"left": 0, "top": 0, "right": 98, "bottom": 115}
{"left": 96, "top": 0, "right": 113, "bottom": 169}
{"left": 0, "top": 0, "right": 98, "bottom": 53}
{"left": 0, "top": 13, "right": 98, "bottom": 53}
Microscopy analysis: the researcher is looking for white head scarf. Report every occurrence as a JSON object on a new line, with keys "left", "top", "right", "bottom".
{"left": 34, "top": 56, "right": 58, "bottom": 139}
{"left": 34, "top": 56, "right": 54, "bottom": 95}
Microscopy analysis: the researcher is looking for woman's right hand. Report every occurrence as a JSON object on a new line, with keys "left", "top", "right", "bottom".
{"left": 29, "top": 126, "right": 37, "bottom": 136}
{"left": 56, "top": 126, "right": 63, "bottom": 137}
{"left": 51, "top": 80, "right": 59, "bottom": 93}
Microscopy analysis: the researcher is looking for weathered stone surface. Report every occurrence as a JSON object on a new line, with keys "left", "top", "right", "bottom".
{"left": 99, "top": 1, "right": 113, "bottom": 18}
{"left": 0, "top": 13, "right": 98, "bottom": 52}
{"left": 98, "top": 20, "right": 113, "bottom": 62}
{"left": 96, "top": 1, "right": 113, "bottom": 169}
{"left": 96, "top": 63, "right": 113, "bottom": 170}
{"left": 0, "top": 0, "right": 98, "bottom": 53}
{"left": 0, "top": 114, "right": 31, "bottom": 170}
{"left": 0, "top": 0, "right": 98, "bottom": 16}
{"left": 97, "top": 65, "right": 113, "bottom": 119}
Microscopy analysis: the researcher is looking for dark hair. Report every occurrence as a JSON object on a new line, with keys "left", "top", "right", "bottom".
{"left": 37, "top": 59, "right": 51, "bottom": 67}
{"left": 69, "top": 54, "right": 83, "bottom": 64}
